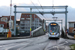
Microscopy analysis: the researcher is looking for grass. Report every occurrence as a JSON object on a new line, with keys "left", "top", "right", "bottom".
{"left": 70, "top": 44, "right": 75, "bottom": 50}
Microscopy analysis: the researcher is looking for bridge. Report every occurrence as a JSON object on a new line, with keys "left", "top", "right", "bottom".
{"left": 13, "top": 5, "right": 68, "bottom": 37}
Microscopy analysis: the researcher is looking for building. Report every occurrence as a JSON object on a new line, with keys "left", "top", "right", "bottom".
{"left": 0, "top": 16, "right": 14, "bottom": 29}
{"left": 20, "top": 13, "right": 42, "bottom": 33}
{"left": 69, "top": 21, "right": 75, "bottom": 33}
{"left": 16, "top": 21, "right": 20, "bottom": 30}
{"left": 1, "top": 16, "right": 14, "bottom": 22}
{"left": 0, "top": 21, "right": 7, "bottom": 28}
{"left": 0, "top": 17, "right": 1, "bottom": 21}
{"left": 0, "top": 21, "right": 7, "bottom": 33}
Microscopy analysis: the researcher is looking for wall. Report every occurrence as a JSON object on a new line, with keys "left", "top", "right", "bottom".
{"left": 31, "top": 26, "right": 45, "bottom": 37}
{"left": 69, "top": 27, "right": 74, "bottom": 33}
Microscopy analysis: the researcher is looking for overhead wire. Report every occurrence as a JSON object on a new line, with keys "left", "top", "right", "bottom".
{"left": 30, "top": 0, "right": 47, "bottom": 20}
{"left": 37, "top": 0, "right": 48, "bottom": 20}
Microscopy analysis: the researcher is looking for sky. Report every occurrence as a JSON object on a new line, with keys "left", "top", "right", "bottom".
{"left": 0, "top": 0, "right": 75, "bottom": 28}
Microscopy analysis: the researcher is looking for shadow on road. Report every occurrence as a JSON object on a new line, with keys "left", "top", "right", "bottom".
{"left": 49, "top": 38, "right": 60, "bottom": 40}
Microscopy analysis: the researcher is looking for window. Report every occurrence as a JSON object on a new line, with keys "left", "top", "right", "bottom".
{"left": 27, "top": 15, "right": 28, "bottom": 16}
{"left": 21, "top": 27, "right": 24, "bottom": 29}
{"left": 21, "top": 18, "right": 24, "bottom": 20}
{"left": 22, "top": 15, "right": 24, "bottom": 16}
{"left": 0, "top": 24, "right": 4, "bottom": 27}
{"left": 2, "top": 19, "right": 3, "bottom": 21}
{"left": 29, "top": 15, "right": 30, "bottom": 16}
{"left": 26, "top": 27, "right": 27, "bottom": 29}
{"left": 27, "top": 15, "right": 29, "bottom": 16}
{"left": 1, "top": 25, "right": 2, "bottom": 27}
{"left": 21, "top": 24, "right": 25, "bottom": 26}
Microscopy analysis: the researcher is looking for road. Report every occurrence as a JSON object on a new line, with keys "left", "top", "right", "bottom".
{"left": 0, "top": 33, "right": 74, "bottom": 50}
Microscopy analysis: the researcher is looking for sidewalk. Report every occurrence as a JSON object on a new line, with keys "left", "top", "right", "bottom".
{"left": 0, "top": 36, "right": 31, "bottom": 40}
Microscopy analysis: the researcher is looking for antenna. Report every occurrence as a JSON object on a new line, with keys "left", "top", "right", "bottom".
{"left": 9, "top": 0, "right": 13, "bottom": 30}
{"left": 10, "top": 0, "right": 12, "bottom": 20}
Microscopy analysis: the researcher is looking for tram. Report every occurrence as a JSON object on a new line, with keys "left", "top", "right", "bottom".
{"left": 48, "top": 22, "right": 60, "bottom": 39}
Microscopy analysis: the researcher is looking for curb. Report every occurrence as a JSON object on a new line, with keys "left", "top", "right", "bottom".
{"left": 0, "top": 36, "right": 31, "bottom": 40}
{"left": 0, "top": 34, "right": 46, "bottom": 40}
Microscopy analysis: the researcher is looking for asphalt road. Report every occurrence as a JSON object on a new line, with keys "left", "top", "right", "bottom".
{"left": 0, "top": 33, "right": 74, "bottom": 50}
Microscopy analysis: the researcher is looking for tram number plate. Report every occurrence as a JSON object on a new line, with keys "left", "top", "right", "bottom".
{"left": 52, "top": 33, "right": 54, "bottom": 35}
{"left": 74, "top": 35, "right": 75, "bottom": 39}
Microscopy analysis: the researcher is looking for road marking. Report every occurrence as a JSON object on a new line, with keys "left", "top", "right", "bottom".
{"left": 48, "top": 41, "right": 68, "bottom": 50}
{"left": 17, "top": 43, "right": 31, "bottom": 50}
{"left": 5, "top": 42, "right": 29, "bottom": 50}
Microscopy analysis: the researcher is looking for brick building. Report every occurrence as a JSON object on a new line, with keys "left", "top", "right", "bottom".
{"left": 20, "top": 13, "right": 42, "bottom": 33}
{"left": 69, "top": 21, "right": 75, "bottom": 33}
{"left": 0, "top": 16, "right": 14, "bottom": 29}
{"left": 0, "top": 21, "right": 7, "bottom": 28}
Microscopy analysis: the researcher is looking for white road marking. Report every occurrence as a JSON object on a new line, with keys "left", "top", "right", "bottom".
{"left": 5, "top": 42, "right": 29, "bottom": 50}
{"left": 48, "top": 41, "right": 69, "bottom": 50}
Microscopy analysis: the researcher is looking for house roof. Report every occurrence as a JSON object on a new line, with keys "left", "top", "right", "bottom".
{"left": 0, "top": 21, "right": 7, "bottom": 24}
{"left": 2, "top": 16, "right": 14, "bottom": 21}
{"left": 20, "top": 13, "right": 41, "bottom": 20}
{"left": 68, "top": 21, "right": 75, "bottom": 23}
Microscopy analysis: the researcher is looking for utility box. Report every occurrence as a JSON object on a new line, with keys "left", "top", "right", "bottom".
{"left": 69, "top": 22, "right": 75, "bottom": 33}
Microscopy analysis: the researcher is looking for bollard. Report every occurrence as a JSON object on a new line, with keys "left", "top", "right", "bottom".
{"left": 8, "top": 29, "right": 11, "bottom": 38}
{"left": 7, "top": 34, "right": 8, "bottom": 38}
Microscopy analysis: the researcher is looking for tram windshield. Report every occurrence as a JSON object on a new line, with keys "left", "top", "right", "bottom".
{"left": 50, "top": 25, "right": 59, "bottom": 33}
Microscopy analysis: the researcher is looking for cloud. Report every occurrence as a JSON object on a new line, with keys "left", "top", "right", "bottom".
{"left": 0, "top": 6, "right": 10, "bottom": 16}
{"left": 0, "top": 3, "right": 75, "bottom": 22}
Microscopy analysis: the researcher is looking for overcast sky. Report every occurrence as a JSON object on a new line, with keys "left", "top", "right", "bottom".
{"left": 0, "top": 0, "right": 75, "bottom": 27}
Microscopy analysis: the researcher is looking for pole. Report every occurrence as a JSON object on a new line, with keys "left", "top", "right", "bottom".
{"left": 14, "top": 5, "right": 16, "bottom": 36}
{"left": 30, "top": 8, "right": 32, "bottom": 36}
{"left": 65, "top": 6, "right": 67, "bottom": 33}
{"left": 61, "top": 20, "right": 62, "bottom": 31}
{"left": 10, "top": 0, "right": 12, "bottom": 20}
{"left": 38, "top": 18, "right": 39, "bottom": 27}
{"left": 60, "top": 20, "right": 63, "bottom": 34}
{"left": 34, "top": 15, "right": 35, "bottom": 30}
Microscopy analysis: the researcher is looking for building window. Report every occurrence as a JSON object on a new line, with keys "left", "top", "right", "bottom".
{"left": 26, "top": 27, "right": 27, "bottom": 29}
{"left": 0, "top": 24, "right": 4, "bottom": 27}
{"left": 22, "top": 15, "right": 24, "bottom": 16}
{"left": 2, "top": 19, "right": 3, "bottom": 21}
{"left": 21, "top": 27, "right": 24, "bottom": 29}
{"left": 29, "top": 15, "right": 30, "bottom": 16}
{"left": 21, "top": 18, "right": 24, "bottom": 20}
{"left": 21, "top": 24, "right": 25, "bottom": 26}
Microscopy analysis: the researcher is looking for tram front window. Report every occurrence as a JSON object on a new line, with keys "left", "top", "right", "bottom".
{"left": 50, "top": 25, "right": 59, "bottom": 33}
